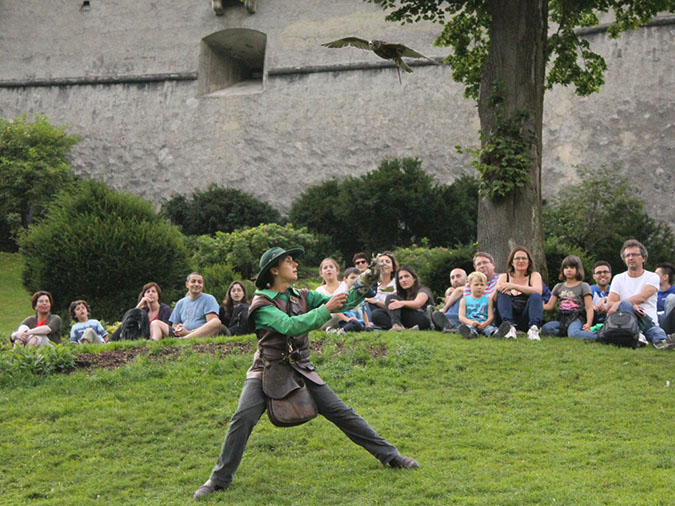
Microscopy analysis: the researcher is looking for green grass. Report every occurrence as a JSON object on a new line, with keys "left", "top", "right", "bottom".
{"left": 0, "top": 252, "right": 32, "bottom": 337}
{"left": 1, "top": 332, "right": 673, "bottom": 504}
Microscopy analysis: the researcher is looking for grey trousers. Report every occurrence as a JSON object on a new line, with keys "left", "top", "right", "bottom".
{"left": 209, "top": 378, "right": 401, "bottom": 487}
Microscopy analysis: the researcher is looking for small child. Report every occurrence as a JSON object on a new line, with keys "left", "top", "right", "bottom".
{"left": 69, "top": 300, "right": 108, "bottom": 344}
{"left": 335, "top": 268, "right": 373, "bottom": 335}
{"left": 458, "top": 271, "right": 511, "bottom": 339}
{"left": 542, "top": 256, "right": 596, "bottom": 339}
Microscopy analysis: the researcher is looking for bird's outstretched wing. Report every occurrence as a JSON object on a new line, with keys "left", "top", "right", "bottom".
{"left": 321, "top": 37, "right": 371, "bottom": 50}
{"left": 387, "top": 43, "right": 438, "bottom": 64}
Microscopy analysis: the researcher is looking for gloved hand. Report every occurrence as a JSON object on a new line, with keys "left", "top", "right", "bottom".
{"left": 353, "top": 258, "right": 380, "bottom": 297}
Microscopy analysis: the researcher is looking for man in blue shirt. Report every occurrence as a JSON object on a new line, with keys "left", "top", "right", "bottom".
{"left": 656, "top": 262, "right": 675, "bottom": 333}
{"left": 590, "top": 261, "right": 612, "bottom": 323}
{"left": 152, "top": 272, "right": 222, "bottom": 339}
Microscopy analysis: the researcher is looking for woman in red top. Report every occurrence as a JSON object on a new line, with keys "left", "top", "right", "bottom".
{"left": 11, "top": 291, "right": 62, "bottom": 346}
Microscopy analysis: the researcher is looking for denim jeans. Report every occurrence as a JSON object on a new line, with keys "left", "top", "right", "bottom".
{"left": 618, "top": 301, "right": 666, "bottom": 343}
{"left": 209, "top": 378, "right": 401, "bottom": 488}
{"left": 444, "top": 300, "right": 461, "bottom": 326}
{"left": 541, "top": 319, "right": 597, "bottom": 340}
{"left": 497, "top": 292, "right": 544, "bottom": 331}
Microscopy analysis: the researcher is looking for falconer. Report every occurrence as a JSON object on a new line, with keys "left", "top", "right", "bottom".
{"left": 194, "top": 246, "right": 418, "bottom": 500}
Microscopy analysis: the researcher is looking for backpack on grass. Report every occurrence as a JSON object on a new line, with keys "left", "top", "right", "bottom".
{"left": 597, "top": 311, "right": 641, "bottom": 348}
{"left": 113, "top": 308, "right": 149, "bottom": 341}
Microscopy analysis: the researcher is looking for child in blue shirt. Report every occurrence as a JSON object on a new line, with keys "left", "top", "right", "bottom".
{"left": 335, "top": 268, "right": 373, "bottom": 334}
{"left": 458, "top": 272, "right": 511, "bottom": 339}
{"left": 69, "top": 300, "right": 108, "bottom": 344}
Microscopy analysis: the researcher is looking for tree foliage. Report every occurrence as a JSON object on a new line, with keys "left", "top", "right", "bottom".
{"left": 161, "top": 183, "right": 282, "bottom": 237}
{"left": 289, "top": 158, "right": 478, "bottom": 257}
{"left": 370, "top": 0, "right": 673, "bottom": 99}
{"left": 19, "top": 180, "right": 190, "bottom": 322}
{"left": 0, "top": 115, "right": 81, "bottom": 251}
{"left": 543, "top": 167, "right": 675, "bottom": 275}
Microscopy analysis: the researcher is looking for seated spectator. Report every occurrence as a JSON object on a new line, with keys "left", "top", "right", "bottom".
{"left": 431, "top": 252, "right": 500, "bottom": 331}
{"left": 333, "top": 267, "right": 373, "bottom": 334}
{"left": 315, "top": 258, "right": 347, "bottom": 296}
{"left": 371, "top": 265, "right": 434, "bottom": 330}
{"left": 606, "top": 240, "right": 673, "bottom": 350}
{"left": 316, "top": 258, "right": 347, "bottom": 330}
{"left": 457, "top": 272, "right": 511, "bottom": 339}
{"left": 655, "top": 262, "right": 675, "bottom": 334}
{"left": 219, "top": 281, "right": 250, "bottom": 336}
{"left": 151, "top": 272, "right": 222, "bottom": 340}
{"left": 10, "top": 291, "right": 62, "bottom": 347}
{"left": 110, "top": 282, "right": 172, "bottom": 341}
{"left": 541, "top": 256, "right": 596, "bottom": 339}
{"left": 365, "top": 252, "right": 398, "bottom": 314}
{"left": 69, "top": 300, "right": 108, "bottom": 344}
{"left": 353, "top": 252, "right": 370, "bottom": 273}
{"left": 496, "top": 246, "right": 544, "bottom": 340}
{"left": 438, "top": 267, "right": 467, "bottom": 319}
{"left": 590, "top": 261, "right": 612, "bottom": 323}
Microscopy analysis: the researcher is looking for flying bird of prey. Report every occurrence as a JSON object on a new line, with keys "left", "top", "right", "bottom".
{"left": 321, "top": 37, "right": 439, "bottom": 83}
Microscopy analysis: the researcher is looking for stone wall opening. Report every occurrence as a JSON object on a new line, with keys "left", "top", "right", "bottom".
{"left": 198, "top": 28, "right": 266, "bottom": 97}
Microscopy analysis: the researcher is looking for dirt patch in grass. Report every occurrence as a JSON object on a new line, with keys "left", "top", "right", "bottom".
{"left": 73, "top": 339, "right": 386, "bottom": 371}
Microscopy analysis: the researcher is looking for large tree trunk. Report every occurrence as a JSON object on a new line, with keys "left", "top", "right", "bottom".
{"left": 477, "top": 0, "right": 548, "bottom": 280}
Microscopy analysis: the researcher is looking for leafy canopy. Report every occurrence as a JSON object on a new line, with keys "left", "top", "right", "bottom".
{"left": 370, "top": 0, "right": 674, "bottom": 99}
{"left": 543, "top": 167, "right": 675, "bottom": 274}
{"left": 0, "top": 115, "right": 80, "bottom": 250}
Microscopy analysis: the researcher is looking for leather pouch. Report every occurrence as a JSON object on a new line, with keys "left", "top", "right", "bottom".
{"left": 263, "top": 361, "right": 317, "bottom": 427}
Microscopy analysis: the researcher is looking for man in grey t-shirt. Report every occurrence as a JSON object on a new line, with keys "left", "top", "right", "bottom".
{"left": 150, "top": 272, "right": 222, "bottom": 340}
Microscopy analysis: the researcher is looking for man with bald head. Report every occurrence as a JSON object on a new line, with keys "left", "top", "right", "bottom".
{"left": 431, "top": 253, "right": 501, "bottom": 331}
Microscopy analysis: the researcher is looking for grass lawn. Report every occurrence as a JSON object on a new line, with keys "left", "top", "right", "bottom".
{"left": 1, "top": 332, "right": 673, "bottom": 504}
{"left": 0, "top": 252, "right": 32, "bottom": 337}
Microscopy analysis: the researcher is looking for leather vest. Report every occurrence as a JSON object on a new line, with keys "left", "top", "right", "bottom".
{"left": 245, "top": 289, "right": 324, "bottom": 385}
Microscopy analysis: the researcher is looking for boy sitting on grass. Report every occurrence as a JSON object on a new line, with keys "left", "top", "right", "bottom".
{"left": 334, "top": 267, "right": 373, "bottom": 334}
{"left": 458, "top": 271, "right": 511, "bottom": 339}
{"left": 69, "top": 300, "right": 108, "bottom": 344}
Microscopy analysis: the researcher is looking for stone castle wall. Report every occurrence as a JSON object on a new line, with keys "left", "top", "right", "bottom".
{"left": 1, "top": 1, "right": 673, "bottom": 223}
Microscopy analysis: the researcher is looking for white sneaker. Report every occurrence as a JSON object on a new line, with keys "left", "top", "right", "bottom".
{"left": 527, "top": 325, "right": 541, "bottom": 341}
{"left": 504, "top": 324, "right": 517, "bottom": 339}
{"left": 325, "top": 327, "right": 338, "bottom": 334}
{"left": 336, "top": 328, "right": 346, "bottom": 336}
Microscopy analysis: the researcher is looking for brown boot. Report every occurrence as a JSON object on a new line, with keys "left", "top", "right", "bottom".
{"left": 388, "top": 454, "right": 419, "bottom": 469}
{"left": 193, "top": 479, "right": 225, "bottom": 500}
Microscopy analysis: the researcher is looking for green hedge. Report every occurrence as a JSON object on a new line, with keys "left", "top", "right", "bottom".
{"left": 191, "top": 223, "right": 335, "bottom": 280}
{"left": 19, "top": 180, "right": 190, "bottom": 321}
{"left": 162, "top": 184, "right": 282, "bottom": 236}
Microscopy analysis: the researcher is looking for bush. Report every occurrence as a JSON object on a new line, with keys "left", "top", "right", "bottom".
{"left": 0, "top": 115, "right": 80, "bottom": 251}
{"left": 543, "top": 167, "right": 675, "bottom": 274}
{"left": 393, "top": 243, "right": 476, "bottom": 299}
{"left": 0, "top": 345, "right": 75, "bottom": 382}
{"left": 19, "top": 180, "right": 190, "bottom": 321}
{"left": 191, "top": 223, "right": 335, "bottom": 279}
{"left": 162, "top": 184, "right": 282, "bottom": 236}
{"left": 289, "top": 158, "right": 478, "bottom": 257}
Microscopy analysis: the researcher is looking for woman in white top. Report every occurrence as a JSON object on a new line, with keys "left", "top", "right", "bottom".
{"left": 315, "top": 258, "right": 346, "bottom": 296}
{"left": 316, "top": 257, "right": 347, "bottom": 330}
{"left": 365, "top": 252, "right": 398, "bottom": 314}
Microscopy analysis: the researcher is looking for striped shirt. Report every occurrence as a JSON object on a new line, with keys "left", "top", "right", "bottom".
{"left": 463, "top": 273, "right": 500, "bottom": 298}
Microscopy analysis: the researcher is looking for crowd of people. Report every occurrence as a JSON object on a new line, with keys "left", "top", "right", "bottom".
{"left": 9, "top": 239, "right": 675, "bottom": 351}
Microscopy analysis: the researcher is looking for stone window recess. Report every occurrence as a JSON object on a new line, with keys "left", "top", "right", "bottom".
{"left": 212, "top": 0, "right": 255, "bottom": 16}
{"left": 198, "top": 29, "right": 266, "bottom": 96}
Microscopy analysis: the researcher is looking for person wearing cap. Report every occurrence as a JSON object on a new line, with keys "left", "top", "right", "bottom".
{"left": 194, "top": 246, "right": 419, "bottom": 500}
